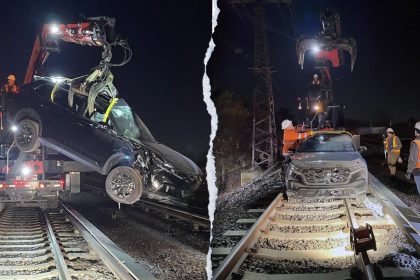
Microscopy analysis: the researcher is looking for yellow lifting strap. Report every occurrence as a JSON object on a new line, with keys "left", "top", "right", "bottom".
{"left": 103, "top": 98, "right": 118, "bottom": 123}
{"left": 50, "top": 83, "right": 59, "bottom": 102}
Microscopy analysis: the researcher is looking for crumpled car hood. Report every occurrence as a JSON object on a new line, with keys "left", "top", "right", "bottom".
{"left": 291, "top": 152, "right": 366, "bottom": 169}
{"left": 142, "top": 141, "right": 202, "bottom": 176}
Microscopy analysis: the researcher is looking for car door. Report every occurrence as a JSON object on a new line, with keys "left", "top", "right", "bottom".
{"left": 63, "top": 95, "right": 120, "bottom": 169}
{"left": 32, "top": 83, "right": 77, "bottom": 143}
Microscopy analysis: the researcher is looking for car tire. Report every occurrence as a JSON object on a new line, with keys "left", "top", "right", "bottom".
{"left": 105, "top": 166, "right": 143, "bottom": 204}
{"left": 14, "top": 119, "right": 40, "bottom": 152}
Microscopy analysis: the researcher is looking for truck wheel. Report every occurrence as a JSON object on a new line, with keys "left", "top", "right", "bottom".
{"left": 14, "top": 119, "right": 40, "bottom": 152}
{"left": 105, "top": 166, "right": 143, "bottom": 204}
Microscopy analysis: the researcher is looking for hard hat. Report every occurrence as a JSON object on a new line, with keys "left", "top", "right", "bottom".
{"left": 415, "top": 121, "right": 420, "bottom": 130}
{"left": 281, "top": 119, "right": 293, "bottom": 130}
{"left": 313, "top": 74, "right": 319, "bottom": 78}
{"left": 7, "top": 74, "right": 16, "bottom": 81}
{"left": 386, "top": 128, "right": 394, "bottom": 133}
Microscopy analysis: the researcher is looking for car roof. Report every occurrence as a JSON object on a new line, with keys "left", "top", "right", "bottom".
{"left": 26, "top": 78, "right": 126, "bottom": 103}
{"left": 313, "top": 130, "right": 353, "bottom": 137}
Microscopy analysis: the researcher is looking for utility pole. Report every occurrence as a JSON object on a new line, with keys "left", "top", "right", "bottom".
{"left": 231, "top": 0, "right": 291, "bottom": 169}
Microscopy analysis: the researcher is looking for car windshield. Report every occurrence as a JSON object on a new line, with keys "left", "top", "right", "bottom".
{"left": 297, "top": 133, "right": 356, "bottom": 153}
{"left": 108, "top": 99, "right": 156, "bottom": 143}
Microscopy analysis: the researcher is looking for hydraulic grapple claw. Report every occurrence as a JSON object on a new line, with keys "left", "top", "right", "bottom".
{"left": 296, "top": 37, "right": 357, "bottom": 71}
{"left": 296, "top": 9, "right": 357, "bottom": 71}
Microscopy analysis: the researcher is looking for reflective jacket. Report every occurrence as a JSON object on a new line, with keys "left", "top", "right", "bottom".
{"left": 2, "top": 84, "right": 17, "bottom": 94}
{"left": 407, "top": 138, "right": 420, "bottom": 173}
{"left": 282, "top": 128, "right": 313, "bottom": 156}
{"left": 384, "top": 135, "right": 402, "bottom": 154}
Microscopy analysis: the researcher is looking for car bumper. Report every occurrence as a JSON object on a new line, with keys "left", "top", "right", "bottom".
{"left": 286, "top": 179, "right": 368, "bottom": 200}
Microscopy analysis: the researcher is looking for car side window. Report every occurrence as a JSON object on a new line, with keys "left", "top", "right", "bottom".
{"left": 87, "top": 97, "right": 112, "bottom": 125}
{"left": 51, "top": 88, "right": 70, "bottom": 109}
{"left": 91, "top": 111, "right": 107, "bottom": 123}
{"left": 34, "top": 83, "right": 69, "bottom": 109}
{"left": 71, "top": 94, "right": 88, "bottom": 116}
{"left": 33, "top": 83, "right": 54, "bottom": 100}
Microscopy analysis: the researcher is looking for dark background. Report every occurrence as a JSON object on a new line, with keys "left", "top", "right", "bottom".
{"left": 208, "top": 0, "right": 420, "bottom": 126}
{"left": 0, "top": 0, "right": 211, "bottom": 165}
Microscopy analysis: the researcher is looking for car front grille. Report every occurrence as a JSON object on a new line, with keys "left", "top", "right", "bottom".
{"left": 302, "top": 168, "right": 350, "bottom": 184}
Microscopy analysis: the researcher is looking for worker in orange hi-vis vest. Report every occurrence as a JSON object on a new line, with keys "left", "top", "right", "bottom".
{"left": 406, "top": 121, "right": 420, "bottom": 193}
{"left": 383, "top": 127, "right": 402, "bottom": 179}
{"left": 281, "top": 119, "right": 313, "bottom": 158}
{"left": 0, "top": 74, "right": 19, "bottom": 130}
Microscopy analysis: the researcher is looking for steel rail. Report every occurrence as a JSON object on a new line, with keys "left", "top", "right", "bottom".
{"left": 82, "top": 183, "right": 210, "bottom": 229}
{"left": 344, "top": 199, "right": 377, "bottom": 280}
{"left": 344, "top": 198, "right": 359, "bottom": 229}
{"left": 212, "top": 172, "right": 416, "bottom": 280}
{"left": 368, "top": 173, "right": 419, "bottom": 252}
{"left": 61, "top": 202, "right": 156, "bottom": 280}
{"left": 213, "top": 192, "right": 284, "bottom": 280}
{"left": 44, "top": 212, "right": 72, "bottom": 280}
{"left": 134, "top": 199, "right": 210, "bottom": 229}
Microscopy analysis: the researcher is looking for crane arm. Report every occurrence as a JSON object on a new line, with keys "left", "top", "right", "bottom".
{"left": 24, "top": 17, "right": 121, "bottom": 83}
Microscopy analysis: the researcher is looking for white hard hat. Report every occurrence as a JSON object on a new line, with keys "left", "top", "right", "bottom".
{"left": 415, "top": 122, "right": 420, "bottom": 131}
{"left": 386, "top": 128, "right": 394, "bottom": 133}
{"left": 282, "top": 119, "right": 293, "bottom": 129}
{"left": 313, "top": 74, "right": 319, "bottom": 78}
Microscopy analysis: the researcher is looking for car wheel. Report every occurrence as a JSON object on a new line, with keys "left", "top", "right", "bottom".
{"left": 105, "top": 166, "right": 143, "bottom": 204}
{"left": 14, "top": 119, "right": 40, "bottom": 152}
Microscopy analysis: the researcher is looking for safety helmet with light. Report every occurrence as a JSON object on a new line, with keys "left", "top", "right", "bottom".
{"left": 7, "top": 74, "right": 16, "bottom": 81}
{"left": 281, "top": 119, "right": 293, "bottom": 130}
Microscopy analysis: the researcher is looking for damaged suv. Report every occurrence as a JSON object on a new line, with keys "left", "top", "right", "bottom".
{"left": 285, "top": 131, "right": 368, "bottom": 203}
{"left": 6, "top": 77, "right": 203, "bottom": 204}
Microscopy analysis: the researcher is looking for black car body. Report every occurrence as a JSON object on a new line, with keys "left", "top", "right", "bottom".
{"left": 5, "top": 77, "right": 203, "bottom": 204}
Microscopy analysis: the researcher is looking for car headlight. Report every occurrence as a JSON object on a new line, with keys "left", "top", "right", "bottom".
{"left": 287, "top": 163, "right": 301, "bottom": 178}
{"left": 350, "top": 167, "right": 368, "bottom": 182}
{"left": 289, "top": 162, "right": 303, "bottom": 173}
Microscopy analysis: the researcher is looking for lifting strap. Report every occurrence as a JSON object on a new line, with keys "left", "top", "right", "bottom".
{"left": 50, "top": 83, "right": 59, "bottom": 102}
{"left": 103, "top": 98, "right": 118, "bottom": 123}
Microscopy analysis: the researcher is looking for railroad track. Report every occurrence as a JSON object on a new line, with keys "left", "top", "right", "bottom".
{"left": 212, "top": 174, "right": 419, "bottom": 280}
{"left": 0, "top": 203, "right": 155, "bottom": 280}
{"left": 132, "top": 198, "right": 210, "bottom": 230}
{"left": 81, "top": 183, "right": 210, "bottom": 230}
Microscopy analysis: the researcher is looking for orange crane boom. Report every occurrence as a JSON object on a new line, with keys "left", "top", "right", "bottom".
{"left": 24, "top": 17, "right": 117, "bottom": 84}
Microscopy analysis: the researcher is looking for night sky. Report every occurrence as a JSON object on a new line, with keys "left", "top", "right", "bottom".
{"left": 0, "top": 0, "right": 211, "bottom": 164}
{"left": 208, "top": 0, "right": 420, "bottom": 124}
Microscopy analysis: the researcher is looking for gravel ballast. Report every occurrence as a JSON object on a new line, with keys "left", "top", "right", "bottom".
{"left": 62, "top": 191, "right": 208, "bottom": 279}
{"left": 212, "top": 163, "right": 419, "bottom": 277}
